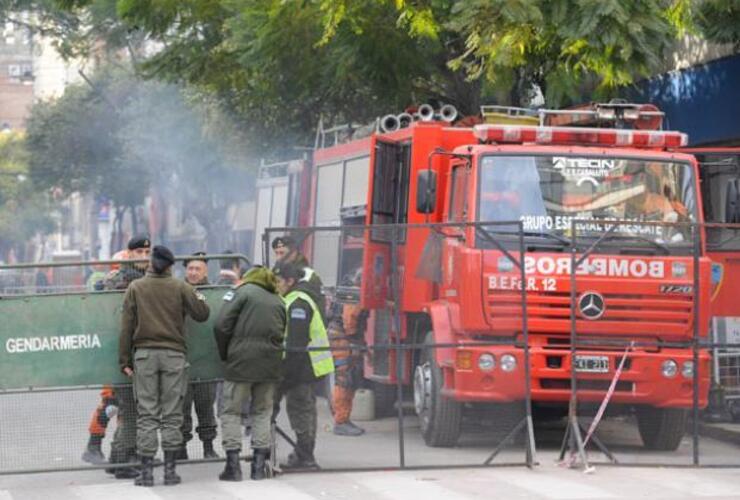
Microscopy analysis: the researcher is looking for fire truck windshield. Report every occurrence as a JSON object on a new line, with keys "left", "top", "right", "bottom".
{"left": 477, "top": 155, "right": 697, "bottom": 251}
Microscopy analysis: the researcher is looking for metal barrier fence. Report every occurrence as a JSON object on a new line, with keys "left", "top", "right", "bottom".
{"left": 261, "top": 220, "right": 740, "bottom": 471}
{"left": 2, "top": 221, "right": 740, "bottom": 475}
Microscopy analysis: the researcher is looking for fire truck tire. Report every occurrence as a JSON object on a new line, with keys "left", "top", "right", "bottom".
{"left": 372, "top": 381, "right": 397, "bottom": 418}
{"left": 636, "top": 407, "right": 689, "bottom": 451}
{"left": 414, "top": 332, "right": 462, "bottom": 447}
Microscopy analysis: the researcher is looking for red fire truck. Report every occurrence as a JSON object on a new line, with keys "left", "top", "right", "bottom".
{"left": 259, "top": 102, "right": 712, "bottom": 451}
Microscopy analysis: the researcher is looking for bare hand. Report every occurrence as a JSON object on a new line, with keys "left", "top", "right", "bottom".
{"left": 123, "top": 367, "right": 134, "bottom": 377}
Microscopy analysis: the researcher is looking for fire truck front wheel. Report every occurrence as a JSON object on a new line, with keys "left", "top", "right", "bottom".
{"left": 413, "top": 332, "right": 462, "bottom": 447}
{"left": 636, "top": 407, "right": 689, "bottom": 451}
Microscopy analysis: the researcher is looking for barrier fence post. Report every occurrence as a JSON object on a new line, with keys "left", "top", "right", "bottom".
{"left": 693, "top": 223, "right": 701, "bottom": 466}
{"left": 390, "top": 225, "right": 406, "bottom": 468}
{"left": 518, "top": 221, "right": 537, "bottom": 467}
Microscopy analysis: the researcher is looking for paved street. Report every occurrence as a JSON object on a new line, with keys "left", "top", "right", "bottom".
{"left": 2, "top": 387, "right": 740, "bottom": 499}
{"left": 2, "top": 461, "right": 740, "bottom": 499}
{"left": 3, "top": 388, "right": 740, "bottom": 473}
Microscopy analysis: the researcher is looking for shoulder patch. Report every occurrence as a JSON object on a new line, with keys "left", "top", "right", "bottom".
{"left": 223, "top": 291, "right": 235, "bottom": 302}
{"left": 290, "top": 308, "right": 308, "bottom": 320}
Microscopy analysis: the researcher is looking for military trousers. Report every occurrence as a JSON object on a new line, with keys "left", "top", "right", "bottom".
{"left": 221, "top": 380, "right": 276, "bottom": 450}
{"left": 275, "top": 382, "right": 317, "bottom": 458}
{"left": 133, "top": 348, "right": 188, "bottom": 457}
{"left": 182, "top": 381, "right": 218, "bottom": 443}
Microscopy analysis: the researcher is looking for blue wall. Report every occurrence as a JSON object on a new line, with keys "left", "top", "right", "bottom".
{"left": 632, "top": 54, "right": 740, "bottom": 146}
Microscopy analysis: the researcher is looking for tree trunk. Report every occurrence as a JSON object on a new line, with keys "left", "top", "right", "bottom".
{"left": 113, "top": 206, "right": 127, "bottom": 252}
{"left": 130, "top": 204, "right": 139, "bottom": 235}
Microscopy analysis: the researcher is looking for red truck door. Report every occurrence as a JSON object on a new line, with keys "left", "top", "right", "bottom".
{"left": 693, "top": 150, "right": 740, "bottom": 319}
{"left": 361, "top": 137, "right": 411, "bottom": 309}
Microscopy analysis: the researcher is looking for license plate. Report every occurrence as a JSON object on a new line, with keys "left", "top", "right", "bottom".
{"left": 574, "top": 355, "right": 609, "bottom": 373}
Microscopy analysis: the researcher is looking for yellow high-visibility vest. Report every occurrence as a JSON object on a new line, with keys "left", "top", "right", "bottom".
{"left": 284, "top": 290, "right": 334, "bottom": 378}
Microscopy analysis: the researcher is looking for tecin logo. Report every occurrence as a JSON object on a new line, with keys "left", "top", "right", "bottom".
{"left": 552, "top": 157, "right": 617, "bottom": 187}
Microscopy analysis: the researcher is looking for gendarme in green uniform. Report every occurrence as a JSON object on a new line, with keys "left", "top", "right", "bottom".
{"left": 118, "top": 246, "right": 210, "bottom": 487}
{"left": 213, "top": 266, "right": 287, "bottom": 481}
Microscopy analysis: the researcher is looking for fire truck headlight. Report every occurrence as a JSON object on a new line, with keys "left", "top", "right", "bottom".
{"left": 681, "top": 361, "right": 694, "bottom": 378}
{"left": 661, "top": 360, "right": 678, "bottom": 378}
{"left": 500, "top": 354, "right": 517, "bottom": 372}
{"left": 478, "top": 353, "right": 496, "bottom": 371}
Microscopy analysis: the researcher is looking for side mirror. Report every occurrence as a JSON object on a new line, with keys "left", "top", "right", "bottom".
{"left": 725, "top": 179, "right": 740, "bottom": 223}
{"left": 416, "top": 170, "right": 437, "bottom": 214}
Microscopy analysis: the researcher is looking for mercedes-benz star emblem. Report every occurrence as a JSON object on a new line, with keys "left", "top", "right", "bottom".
{"left": 578, "top": 291, "right": 606, "bottom": 320}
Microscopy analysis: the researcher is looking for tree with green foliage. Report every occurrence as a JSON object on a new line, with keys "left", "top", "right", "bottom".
{"left": 697, "top": 0, "right": 740, "bottom": 49}
{"left": 0, "top": 131, "right": 55, "bottom": 260}
{"left": 4, "top": 0, "right": 738, "bottom": 149}
{"left": 320, "top": 0, "right": 699, "bottom": 105}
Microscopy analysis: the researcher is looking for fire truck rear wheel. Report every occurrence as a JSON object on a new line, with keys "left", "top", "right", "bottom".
{"left": 636, "top": 407, "right": 689, "bottom": 451}
{"left": 414, "top": 332, "right": 462, "bottom": 447}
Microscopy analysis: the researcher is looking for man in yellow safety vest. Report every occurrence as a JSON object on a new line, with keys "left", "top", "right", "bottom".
{"left": 273, "top": 261, "right": 334, "bottom": 470}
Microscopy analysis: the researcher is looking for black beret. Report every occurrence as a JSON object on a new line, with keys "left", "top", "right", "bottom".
{"left": 272, "top": 260, "right": 303, "bottom": 280}
{"left": 183, "top": 251, "right": 208, "bottom": 267}
{"left": 271, "top": 235, "right": 296, "bottom": 250}
{"left": 152, "top": 245, "right": 175, "bottom": 267}
{"left": 127, "top": 234, "right": 151, "bottom": 250}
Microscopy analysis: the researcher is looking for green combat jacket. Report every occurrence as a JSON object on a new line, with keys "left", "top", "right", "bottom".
{"left": 119, "top": 269, "right": 211, "bottom": 372}
{"left": 213, "top": 267, "right": 287, "bottom": 383}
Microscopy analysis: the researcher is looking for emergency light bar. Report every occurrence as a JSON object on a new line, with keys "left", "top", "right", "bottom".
{"left": 472, "top": 124, "right": 688, "bottom": 149}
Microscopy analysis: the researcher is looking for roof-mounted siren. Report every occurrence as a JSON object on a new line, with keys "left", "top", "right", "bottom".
{"left": 380, "top": 114, "right": 400, "bottom": 133}
{"left": 398, "top": 112, "right": 414, "bottom": 128}
{"left": 540, "top": 100, "right": 665, "bottom": 130}
{"left": 439, "top": 104, "right": 458, "bottom": 122}
{"left": 417, "top": 103, "right": 436, "bottom": 122}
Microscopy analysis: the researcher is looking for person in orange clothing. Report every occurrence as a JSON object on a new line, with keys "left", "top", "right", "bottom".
{"left": 330, "top": 302, "right": 367, "bottom": 436}
{"left": 82, "top": 386, "right": 118, "bottom": 463}
{"left": 81, "top": 249, "right": 131, "bottom": 464}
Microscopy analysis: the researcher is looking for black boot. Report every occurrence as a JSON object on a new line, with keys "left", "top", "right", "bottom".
{"left": 203, "top": 440, "right": 219, "bottom": 459}
{"left": 281, "top": 436, "right": 318, "bottom": 470}
{"left": 114, "top": 449, "right": 140, "bottom": 479}
{"left": 219, "top": 450, "right": 242, "bottom": 481}
{"left": 82, "top": 435, "right": 106, "bottom": 464}
{"left": 251, "top": 448, "right": 270, "bottom": 480}
{"left": 163, "top": 451, "right": 181, "bottom": 486}
{"left": 134, "top": 456, "right": 154, "bottom": 487}
{"left": 174, "top": 446, "right": 188, "bottom": 460}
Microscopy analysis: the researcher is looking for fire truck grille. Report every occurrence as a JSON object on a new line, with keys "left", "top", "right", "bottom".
{"left": 486, "top": 290, "right": 692, "bottom": 329}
